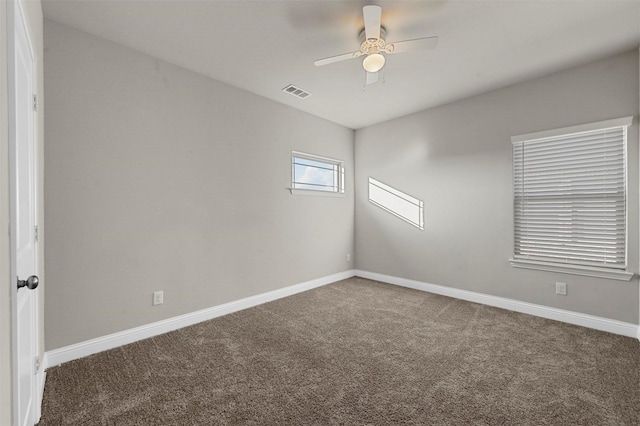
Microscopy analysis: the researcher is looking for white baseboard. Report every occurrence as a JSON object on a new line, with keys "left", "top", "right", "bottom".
{"left": 355, "top": 270, "right": 640, "bottom": 339}
{"left": 45, "top": 270, "right": 356, "bottom": 368}
{"left": 43, "top": 268, "right": 639, "bottom": 369}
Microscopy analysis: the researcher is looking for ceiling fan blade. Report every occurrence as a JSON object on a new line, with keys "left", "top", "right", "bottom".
{"left": 314, "top": 51, "right": 362, "bottom": 67}
{"left": 366, "top": 71, "right": 379, "bottom": 85}
{"left": 363, "top": 5, "right": 381, "bottom": 40}
{"left": 387, "top": 36, "right": 439, "bottom": 54}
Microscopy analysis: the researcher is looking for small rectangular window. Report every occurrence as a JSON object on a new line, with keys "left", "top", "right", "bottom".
{"left": 510, "top": 116, "right": 633, "bottom": 280}
{"left": 369, "top": 177, "right": 424, "bottom": 230}
{"left": 291, "top": 152, "right": 344, "bottom": 194}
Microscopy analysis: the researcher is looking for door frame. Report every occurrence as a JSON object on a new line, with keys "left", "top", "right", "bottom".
{"left": 7, "top": 0, "right": 40, "bottom": 424}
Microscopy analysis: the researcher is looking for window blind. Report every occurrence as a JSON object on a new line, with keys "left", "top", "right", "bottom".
{"left": 513, "top": 124, "right": 627, "bottom": 269}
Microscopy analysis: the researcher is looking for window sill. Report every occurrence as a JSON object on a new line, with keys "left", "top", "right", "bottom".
{"left": 288, "top": 188, "right": 345, "bottom": 197}
{"left": 509, "top": 258, "right": 634, "bottom": 281}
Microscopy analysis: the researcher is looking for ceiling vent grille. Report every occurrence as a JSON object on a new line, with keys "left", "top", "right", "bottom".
{"left": 282, "top": 84, "right": 312, "bottom": 100}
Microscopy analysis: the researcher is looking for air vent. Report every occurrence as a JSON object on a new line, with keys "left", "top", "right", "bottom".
{"left": 282, "top": 84, "right": 312, "bottom": 100}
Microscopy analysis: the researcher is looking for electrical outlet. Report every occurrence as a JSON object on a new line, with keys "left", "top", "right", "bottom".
{"left": 555, "top": 282, "right": 567, "bottom": 296}
{"left": 153, "top": 291, "right": 164, "bottom": 306}
{"left": 346, "top": 253, "right": 351, "bottom": 262}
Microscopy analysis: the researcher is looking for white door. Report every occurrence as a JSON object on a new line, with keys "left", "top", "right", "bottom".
{"left": 9, "top": 0, "right": 39, "bottom": 425}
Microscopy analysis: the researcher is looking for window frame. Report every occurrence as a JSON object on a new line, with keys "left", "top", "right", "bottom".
{"left": 509, "top": 116, "right": 634, "bottom": 281}
{"left": 289, "top": 151, "right": 345, "bottom": 197}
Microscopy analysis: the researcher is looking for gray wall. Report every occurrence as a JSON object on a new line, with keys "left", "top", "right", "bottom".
{"left": 44, "top": 20, "right": 355, "bottom": 350}
{"left": 43, "top": 19, "right": 639, "bottom": 353}
{"left": 355, "top": 50, "right": 640, "bottom": 324}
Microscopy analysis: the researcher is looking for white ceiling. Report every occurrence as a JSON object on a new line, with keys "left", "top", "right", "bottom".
{"left": 42, "top": 0, "right": 640, "bottom": 130}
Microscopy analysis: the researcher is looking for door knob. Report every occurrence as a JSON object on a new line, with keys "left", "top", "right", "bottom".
{"left": 17, "top": 275, "right": 39, "bottom": 290}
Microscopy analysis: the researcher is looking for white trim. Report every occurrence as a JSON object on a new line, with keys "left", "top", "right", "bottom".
{"left": 45, "top": 270, "right": 356, "bottom": 368}
{"left": 288, "top": 188, "right": 345, "bottom": 197}
{"left": 291, "top": 150, "right": 342, "bottom": 164}
{"left": 511, "top": 116, "right": 634, "bottom": 143}
{"left": 35, "top": 355, "right": 46, "bottom": 423}
{"left": 509, "top": 258, "right": 634, "bottom": 281}
{"left": 355, "top": 270, "right": 639, "bottom": 339}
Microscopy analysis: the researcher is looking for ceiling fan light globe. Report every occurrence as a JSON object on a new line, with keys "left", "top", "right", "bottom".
{"left": 362, "top": 53, "right": 385, "bottom": 73}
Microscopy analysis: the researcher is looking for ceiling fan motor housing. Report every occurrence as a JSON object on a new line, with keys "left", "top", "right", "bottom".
{"left": 359, "top": 26, "right": 387, "bottom": 43}
{"left": 362, "top": 38, "right": 387, "bottom": 55}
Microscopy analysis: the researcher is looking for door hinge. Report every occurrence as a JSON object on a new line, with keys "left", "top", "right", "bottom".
{"left": 32, "top": 94, "right": 37, "bottom": 112}
{"left": 34, "top": 225, "right": 39, "bottom": 243}
{"left": 34, "top": 356, "right": 40, "bottom": 374}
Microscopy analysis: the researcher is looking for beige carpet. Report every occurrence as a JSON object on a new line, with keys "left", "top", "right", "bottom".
{"left": 39, "top": 277, "right": 640, "bottom": 425}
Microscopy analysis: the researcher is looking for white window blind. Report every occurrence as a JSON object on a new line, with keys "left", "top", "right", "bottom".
{"left": 512, "top": 118, "right": 631, "bottom": 272}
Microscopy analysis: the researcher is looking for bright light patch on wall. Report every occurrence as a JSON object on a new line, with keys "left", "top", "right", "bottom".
{"left": 368, "top": 178, "right": 424, "bottom": 230}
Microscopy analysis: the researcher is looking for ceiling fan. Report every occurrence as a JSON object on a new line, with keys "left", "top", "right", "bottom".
{"left": 314, "top": 5, "right": 439, "bottom": 85}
